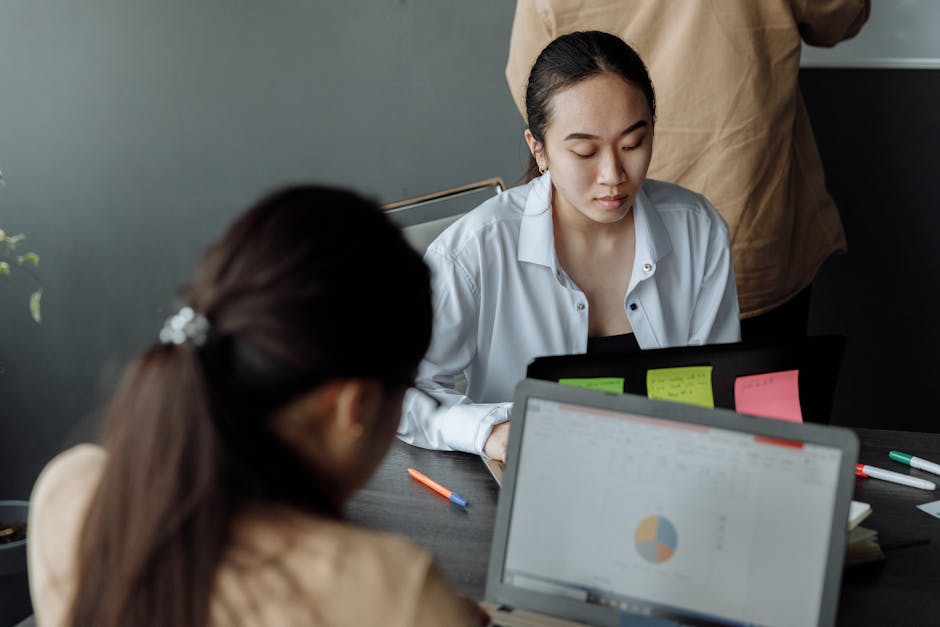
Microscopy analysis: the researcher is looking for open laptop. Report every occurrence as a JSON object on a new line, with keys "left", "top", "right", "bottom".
{"left": 525, "top": 335, "right": 846, "bottom": 424}
{"left": 481, "top": 378, "right": 858, "bottom": 627}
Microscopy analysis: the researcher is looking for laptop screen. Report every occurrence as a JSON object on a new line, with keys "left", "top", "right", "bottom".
{"left": 499, "top": 395, "right": 845, "bottom": 627}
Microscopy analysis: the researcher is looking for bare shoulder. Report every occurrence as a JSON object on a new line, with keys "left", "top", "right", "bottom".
{"left": 230, "top": 510, "right": 434, "bottom": 588}
{"left": 31, "top": 444, "right": 106, "bottom": 509}
{"left": 220, "top": 511, "right": 438, "bottom": 625}
{"left": 28, "top": 444, "right": 107, "bottom": 627}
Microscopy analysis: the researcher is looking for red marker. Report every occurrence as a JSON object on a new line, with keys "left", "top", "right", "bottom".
{"left": 856, "top": 463, "right": 935, "bottom": 491}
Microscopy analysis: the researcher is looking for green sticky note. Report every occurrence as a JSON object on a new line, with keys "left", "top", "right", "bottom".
{"left": 646, "top": 366, "right": 714, "bottom": 408}
{"left": 559, "top": 377, "right": 624, "bottom": 394}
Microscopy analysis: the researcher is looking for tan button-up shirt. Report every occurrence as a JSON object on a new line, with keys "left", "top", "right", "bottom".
{"left": 506, "top": 0, "right": 870, "bottom": 317}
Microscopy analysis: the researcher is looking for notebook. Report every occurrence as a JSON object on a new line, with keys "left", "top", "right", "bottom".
{"left": 482, "top": 378, "right": 859, "bottom": 627}
{"left": 525, "top": 335, "right": 845, "bottom": 424}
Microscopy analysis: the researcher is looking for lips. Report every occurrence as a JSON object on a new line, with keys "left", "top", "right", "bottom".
{"left": 595, "top": 194, "right": 628, "bottom": 209}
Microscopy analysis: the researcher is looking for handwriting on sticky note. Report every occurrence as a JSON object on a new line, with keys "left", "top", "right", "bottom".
{"left": 734, "top": 369, "right": 803, "bottom": 423}
{"left": 559, "top": 377, "right": 624, "bottom": 394}
{"left": 646, "top": 366, "right": 714, "bottom": 408}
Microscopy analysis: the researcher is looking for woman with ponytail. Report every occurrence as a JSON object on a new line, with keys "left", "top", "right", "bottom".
{"left": 27, "top": 186, "right": 483, "bottom": 626}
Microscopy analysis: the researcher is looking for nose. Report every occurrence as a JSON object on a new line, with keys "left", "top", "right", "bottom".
{"left": 597, "top": 148, "right": 626, "bottom": 187}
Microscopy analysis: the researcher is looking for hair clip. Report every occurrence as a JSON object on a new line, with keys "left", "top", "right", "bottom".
{"left": 159, "top": 306, "right": 210, "bottom": 347}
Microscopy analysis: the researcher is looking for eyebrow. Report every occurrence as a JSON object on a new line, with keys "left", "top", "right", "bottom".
{"left": 563, "top": 120, "right": 649, "bottom": 142}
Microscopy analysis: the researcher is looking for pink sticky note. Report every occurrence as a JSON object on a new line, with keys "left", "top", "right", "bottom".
{"left": 734, "top": 369, "right": 803, "bottom": 423}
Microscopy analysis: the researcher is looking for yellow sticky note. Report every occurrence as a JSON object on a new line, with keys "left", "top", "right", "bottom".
{"left": 559, "top": 377, "right": 624, "bottom": 394}
{"left": 646, "top": 366, "right": 714, "bottom": 408}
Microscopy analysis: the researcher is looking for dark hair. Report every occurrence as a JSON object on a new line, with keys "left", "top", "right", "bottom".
{"left": 523, "top": 31, "right": 656, "bottom": 182}
{"left": 67, "top": 186, "right": 432, "bottom": 627}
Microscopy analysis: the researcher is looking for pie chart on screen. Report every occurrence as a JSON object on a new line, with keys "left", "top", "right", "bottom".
{"left": 634, "top": 515, "right": 678, "bottom": 564}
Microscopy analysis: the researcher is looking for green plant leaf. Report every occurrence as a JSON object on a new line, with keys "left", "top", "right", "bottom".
{"left": 5, "top": 233, "right": 24, "bottom": 249}
{"left": 0, "top": 261, "right": 9, "bottom": 275}
{"left": 18, "top": 252, "right": 40, "bottom": 266}
{"left": 30, "top": 288, "right": 42, "bottom": 323}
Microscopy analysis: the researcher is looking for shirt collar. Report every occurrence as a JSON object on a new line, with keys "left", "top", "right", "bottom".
{"left": 517, "top": 171, "right": 556, "bottom": 269}
{"left": 633, "top": 184, "right": 673, "bottom": 266}
{"left": 517, "top": 172, "right": 673, "bottom": 271}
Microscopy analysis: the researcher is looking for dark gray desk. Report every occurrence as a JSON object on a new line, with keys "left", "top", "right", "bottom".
{"left": 347, "top": 428, "right": 940, "bottom": 626}
{"left": 838, "top": 429, "right": 940, "bottom": 625}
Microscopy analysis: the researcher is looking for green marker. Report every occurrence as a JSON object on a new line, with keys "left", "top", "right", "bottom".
{"left": 889, "top": 450, "right": 940, "bottom": 477}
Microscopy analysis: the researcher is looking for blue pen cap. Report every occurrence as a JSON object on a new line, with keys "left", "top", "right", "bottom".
{"left": 449, "top": 493, "right": 469, "bottom": 507}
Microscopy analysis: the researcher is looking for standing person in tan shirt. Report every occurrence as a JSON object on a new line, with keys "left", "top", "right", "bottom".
{"left": 28, "top": 187, "right": 484, "bottom": 627}
{"left": 506, "top": 0, "right": 870, "bottom": 338}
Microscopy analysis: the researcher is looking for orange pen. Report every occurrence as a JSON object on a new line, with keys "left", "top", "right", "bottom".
{"left": 407, "top": 468, "right": 469, "bottom": 507}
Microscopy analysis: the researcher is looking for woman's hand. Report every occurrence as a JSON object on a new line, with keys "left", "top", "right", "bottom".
{"left": 483, "top": 422, "right": 510, "bottom": 461}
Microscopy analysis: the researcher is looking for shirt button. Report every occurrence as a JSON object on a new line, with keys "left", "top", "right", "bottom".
{"left": 643, "top": 263, "right": 653, "bottom": 272}
{"left": 577, "top": 302, "right": 586, "bottom": 311}
{"left": 629, "top": 303, "right": 638, "bottom": 311}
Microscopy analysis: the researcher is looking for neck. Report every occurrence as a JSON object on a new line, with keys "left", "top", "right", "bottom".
{"left": 552, "top": 200, "right": 635, "bottom": 255}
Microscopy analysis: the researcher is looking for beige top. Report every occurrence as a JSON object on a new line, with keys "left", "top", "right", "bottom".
{"left": 506, "top": 0, "right": 869, "bottom": 317}
{"left": 28, "top": 444, "right": 476, "bottom": 626}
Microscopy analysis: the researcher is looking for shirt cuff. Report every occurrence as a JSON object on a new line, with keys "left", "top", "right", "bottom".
{"left": 442, "top": 402, "right": 512, "bottom": 455}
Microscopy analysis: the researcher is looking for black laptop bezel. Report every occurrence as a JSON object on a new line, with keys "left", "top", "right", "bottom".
{"left": 525, "top": 335, "right": 845, "bottom": 424}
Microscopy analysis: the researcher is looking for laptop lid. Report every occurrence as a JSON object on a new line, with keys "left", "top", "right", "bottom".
{"left": 485, "top": 378, "right": 859, "bottom": 627}
{"left": 525, "top": 335, "right": 845, "bottom": 424}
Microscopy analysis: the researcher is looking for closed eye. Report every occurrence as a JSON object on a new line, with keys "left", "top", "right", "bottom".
{"left": 623, "top": 137, "right": 646, "bottom": 151}
{"left": 573, "top": 151, "right": 596, "bottom": 159}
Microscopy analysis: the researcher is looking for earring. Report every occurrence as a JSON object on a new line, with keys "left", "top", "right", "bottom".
{"left": 538, "top": 164, "right": 547, "bottom": 175}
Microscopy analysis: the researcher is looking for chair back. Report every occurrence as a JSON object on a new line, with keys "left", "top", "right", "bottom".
{"left": 384, "top": 178, "right": 504, "bottom": 252}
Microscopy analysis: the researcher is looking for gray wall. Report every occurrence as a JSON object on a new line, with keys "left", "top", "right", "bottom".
{"left": 0, "top": 0, "right": 526, "bottom": 499}
{"left": 801, "top": 0, "right": 940, "bottom": 68}
{"left": 2, "top": 3, "right": 939, "bottom": 500}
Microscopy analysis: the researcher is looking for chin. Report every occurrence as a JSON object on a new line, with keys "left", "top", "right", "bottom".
{"left": 588, "top": 207, "right": 631, "bottom": 223}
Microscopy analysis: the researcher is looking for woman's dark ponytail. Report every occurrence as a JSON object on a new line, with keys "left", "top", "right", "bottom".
{"left": 67, "top": 185, "right": 433, "bottom": 627}
{"left": 71, "top": 344, "right": 228, "bottom": 626}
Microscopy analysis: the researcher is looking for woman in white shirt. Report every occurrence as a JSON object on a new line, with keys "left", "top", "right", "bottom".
{"left": 398, "top": 31, "right": 740, "bottom": 461}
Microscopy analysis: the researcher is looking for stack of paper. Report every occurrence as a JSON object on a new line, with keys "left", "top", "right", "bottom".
{"left": 848, "top": 500, "right": 872, "bottom": 529}
{"left": 845, "top": 501, "right": 884, "bottom": 567}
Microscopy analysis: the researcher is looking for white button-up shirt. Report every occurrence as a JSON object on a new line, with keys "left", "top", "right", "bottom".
{"left": 397, "top": 172, "right": 741, "bottom": 454}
